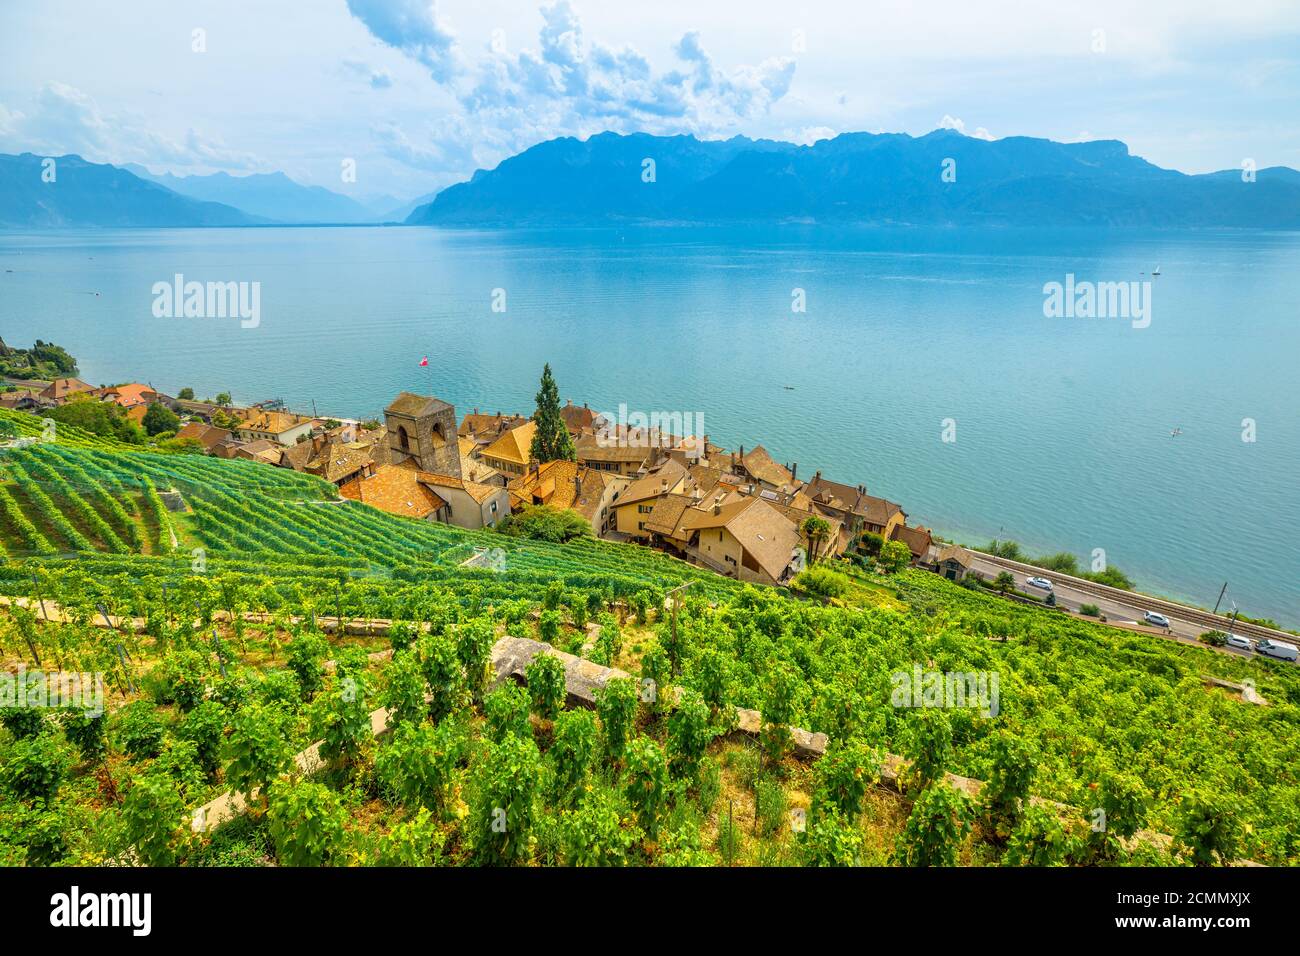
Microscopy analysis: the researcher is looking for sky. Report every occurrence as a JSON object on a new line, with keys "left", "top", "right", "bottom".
{"left": 2, "top": 0, "right": 1298, "bottom": 203}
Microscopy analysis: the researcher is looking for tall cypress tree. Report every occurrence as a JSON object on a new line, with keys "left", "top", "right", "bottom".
{"left": 529, "top": 363, "right": 576, "bottom": 463}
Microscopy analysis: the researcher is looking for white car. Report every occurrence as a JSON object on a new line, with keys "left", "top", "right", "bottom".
{"left": 1144, "top": 611, "right": 1171, "bottom": 628}
{"left": 1224, "top": 633, "right": 1254, "bottom": 651}
{"left": 1026, "top": 576, "right": 1053, "bottom": 591}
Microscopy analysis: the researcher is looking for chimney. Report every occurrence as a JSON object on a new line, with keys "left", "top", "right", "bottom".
{"left": 814, "top": 470, "right": 822, "bottom": 483}
{"left": 740, "top": 445, "right": 745, "bottom": 460}
{"left": 474, "top": 408, "right": 479, "bottom": 415}
{"left": 857, "top": 484, "right": 866, "bottom": 496}
{"left": 575, "top": 473, "right": 582, "bottom": 496}
{"left": 713, "top": 503, "right": 722, "bottom": 516}
{"left": 583, "top": 401, "right": 588, "bottom": 409}
{"left": 791, "top": 462, "right": 798, "bottom": 480}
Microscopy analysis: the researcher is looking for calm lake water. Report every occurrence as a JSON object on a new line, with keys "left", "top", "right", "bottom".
{"left": 1, "top": 224, "right": 1297, "bottom": 625}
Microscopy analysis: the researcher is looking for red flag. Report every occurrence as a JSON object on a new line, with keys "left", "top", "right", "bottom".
{"left": 419, "top": 357, "right": 429, "bottom": 367}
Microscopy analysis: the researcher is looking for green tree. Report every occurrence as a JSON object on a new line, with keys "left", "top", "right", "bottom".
{"left": 528, "top": 363, "right": 576, "bottom": 463}
{"left": 993, "top": 571, "right": 1016, "bottom": 594}
{"left": 215, "top": 392, "right": 232, "bottom": 406}
{"left": 177, "top": 387, "right": 195, "bottom": 400}
{"left": 142, "top": 401, "right": 181, "bottom": 436}
{"left": 879, "top": 539, "right": 912, "bottom": 573}
{"left": 800, "top": 515, "right": 831, "bottom": 565}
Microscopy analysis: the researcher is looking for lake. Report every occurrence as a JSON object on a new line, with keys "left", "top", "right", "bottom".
{"left": 1, "top": 224, "right": 1297, "bottom": 625}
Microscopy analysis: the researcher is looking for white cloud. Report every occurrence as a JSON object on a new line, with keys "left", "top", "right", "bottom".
{"left": 347, "top": 0, "right": 796, "bottom": 175}
{"left": 345, "top": 0, "right": 459, "bottom": 82}
{"left": 0, "top": 83, "right": 262, "bottom": 171}
{"left": 343, "top": 58, "right": 394, "bottom": 89}
{"left": 785, "top": 125, "right": 836, "bottom": 146}
{"left": 938, "top": 114, "right": 995, "bottom": 141}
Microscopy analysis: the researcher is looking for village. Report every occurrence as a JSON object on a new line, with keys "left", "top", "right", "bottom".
{"left": 2, "top": 368, "right": 952, "bottom": 587}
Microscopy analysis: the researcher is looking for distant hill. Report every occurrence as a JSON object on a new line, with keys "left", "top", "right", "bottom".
{"left": 0, "top": 153, "right": 261, "bottom": 227}
{"left": 124, "top": 165, "right": 380, "bottom": 224}
{"left": 407, "top": 130, "right": 1300, "bottom": 228}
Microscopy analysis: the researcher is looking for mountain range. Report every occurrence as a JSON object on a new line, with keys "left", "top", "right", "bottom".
{"left": 406, "top": 131, "right": 1300, "bottom": 228}
{"left": 4, "top": 130, "right": 1300, "bottom": 229}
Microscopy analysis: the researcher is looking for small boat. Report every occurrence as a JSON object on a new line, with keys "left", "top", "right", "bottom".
{"left": 1152, "top": 265, "right": 1161, "bottom": 276}
{"left": 1170, "top": 426, "right": 1182, "bottom": 437}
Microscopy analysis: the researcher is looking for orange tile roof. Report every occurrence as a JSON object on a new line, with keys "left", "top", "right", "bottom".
{"left": 481, "top": 421, "right": 536, "bottom": 466}
{"left": 340, "top": 461, "right": 447, "bottom": 520}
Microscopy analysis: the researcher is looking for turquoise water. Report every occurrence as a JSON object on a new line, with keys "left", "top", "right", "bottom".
{"left": 1, "top": 225, "right": 1297, "bottom": 625}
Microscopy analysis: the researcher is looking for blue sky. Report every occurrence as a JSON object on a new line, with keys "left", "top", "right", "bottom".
{"left": 2, "top": 0, "right": 1298, "bottom": 202}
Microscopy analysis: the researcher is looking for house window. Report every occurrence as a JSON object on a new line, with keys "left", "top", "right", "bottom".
{"left": 490, "top": 501, "right": 498, "bottom": 513}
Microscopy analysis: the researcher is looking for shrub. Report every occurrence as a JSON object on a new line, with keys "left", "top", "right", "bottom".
{"left": 1, "top": 707, "right": 47, "bottom": 740}
{"left": 525, "top": 653, "right": 567, "bottom": 721}
{"left": 470, "top": 734, "right": 540, "bottom": 866}
{"left": 382, "top": 650, "right": 429, "bottom": 728}
{"left": 982, "top": 732, "right": 1037, "bottom": 838}
{"left": 116, "top": 700, "right": 165, "bottom": 760}
{"left": 225, "top": 703, "right": 292, "bottom": 800}
{"left": 550, "top": 709, "right": 598, "bottom": 800}
{"left": 286, "top": 628, "right": 329, "bottom": 700}
{"left": 893, "top": 783, "right": 971, "bottom": 867}
{"left": 623, "top": 736, "right": 668, "bottom": 840}
{"left": 267, "top": 779, "right": 347, "bottom": 867}
{"left": 388, "top": 619, "right": 417, "bottom": 654}
{"left": 0, "top": 733, "right": 69, "bottom": 804}
{"left": 62, "top": 709, "right": 107, "bottom": 762}
{"left": 1174, "top": 789, "right": 1242, "bottom": 866}
{"left": 123, "top": 772, "right": 189, "bottom": 866}
{"left": 560, "top": 786, "right": 637, "bottom": 866}
{"left": 483, "top": 682, "right": 532, "bottom": 743}
{"left": 754, "top": 778, "right": 787, "bottom": 837}
{"left": 1003, "top": 803, "right": 1080, "bottom": 866}
{"left": 178, "top": 701, "right": 226, "bottom": 778}
{"left": 318, "top": 678, "right": 372, "bottom": 767}
{"left": 418, "top": 633, "right": 465, "bottom": 723}
{"left": 375, "top": 720, "right": 465, "bottom": 816}
{"left": 372, "top": 807, "right": 446, "bottom": 866}
{"left": 905, "top": 709, "right": 953, "bottom": 790}
{"left": 759, "top": 662, "right": 799, "bottom": 765}
{"left": 597, "top": 677, "right": 639, "bottom": 762}
{"left": 666, "top": 689, "right": 713, "bottom": 784}
{"left": 802, "top": 810, "right": 863, "bottom": 866}
{"left": 1079, "top": 604, "right": 1101, "bottom": 617}
{"left": 794, "top": 565, "right": 850, "bottom": 599}
{"left": 456, "top": 618, "right": 495, "bottom": 703}
{"left": 811, "top": 738, "right": 881, "bottom": 821}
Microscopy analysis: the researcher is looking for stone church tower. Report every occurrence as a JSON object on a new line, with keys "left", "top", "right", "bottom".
{"left": 383, "top": 392, "right": 461, "bottom": 478}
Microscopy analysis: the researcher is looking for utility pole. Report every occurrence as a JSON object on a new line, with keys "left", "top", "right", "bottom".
{"left": 1213, "top": 582, "right": 1228, "bottom": 616}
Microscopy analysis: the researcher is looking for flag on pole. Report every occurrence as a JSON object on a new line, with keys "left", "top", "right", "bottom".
{"left": 419, "top": 356, "right": 429, "bottom": 367}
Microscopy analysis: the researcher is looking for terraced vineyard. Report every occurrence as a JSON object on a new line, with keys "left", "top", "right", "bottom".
{"left": 2, "top": 410, "right": 1297, "bottom": 869}
{"left": 0, "top": 419, "right": 738, "bottom": 604}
